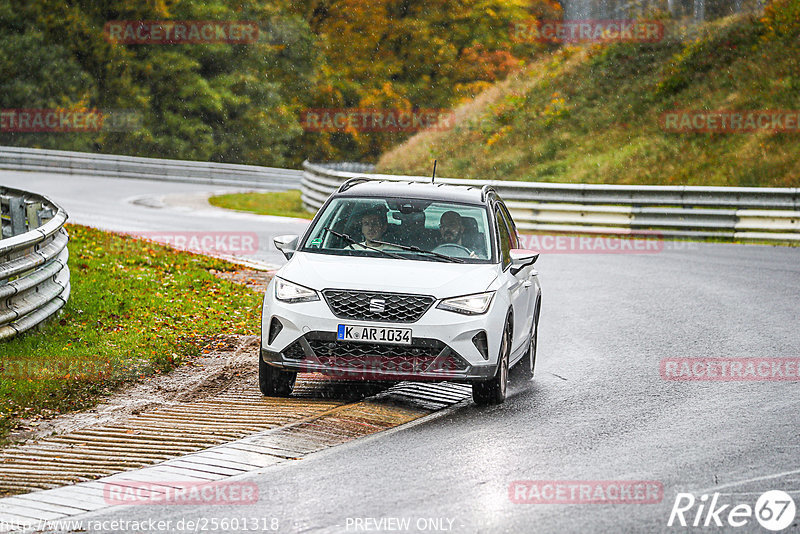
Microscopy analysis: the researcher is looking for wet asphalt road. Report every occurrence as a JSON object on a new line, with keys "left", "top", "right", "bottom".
{"left": 2, "top": 170, "right": 799, "bottom": 533}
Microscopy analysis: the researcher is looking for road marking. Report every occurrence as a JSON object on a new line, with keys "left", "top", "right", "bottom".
{"left": 693, "top": 467, "right": 800, "bottom": 494}
{"left": 717, "top": 490, "right": 800, "bottom": 496}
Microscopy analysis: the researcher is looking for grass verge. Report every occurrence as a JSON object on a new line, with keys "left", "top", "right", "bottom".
{"left": 209, "top": 190, "right": 314, "bottom": 219}
{"left": 0, "top": 224, "right": 263, "bottom": 445}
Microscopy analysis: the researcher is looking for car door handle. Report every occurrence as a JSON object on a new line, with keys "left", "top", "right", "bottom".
{"left": 523, "top": 281, "right": 532, "bottom": 288}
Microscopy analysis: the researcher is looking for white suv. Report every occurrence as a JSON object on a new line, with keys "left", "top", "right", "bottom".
{"left": 260, "top": 179, "right": 541, "bottom": 405}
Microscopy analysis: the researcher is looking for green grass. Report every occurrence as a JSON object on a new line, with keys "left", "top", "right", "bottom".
{"left": 209, "top": 190, "right": 314, "bottom": 219}
{"left": 0, "top": 224, "right": 263, "bottom": 444}
{"left": 376, "top": 13, "right": 800, "bottom": 187}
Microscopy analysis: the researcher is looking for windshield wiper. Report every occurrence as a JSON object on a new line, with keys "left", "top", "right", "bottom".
{"left": 322, "top": 227, "right": 407, "bottom": 261}
{"left": 369, "top": 239, "right": 464, "bottom": 263}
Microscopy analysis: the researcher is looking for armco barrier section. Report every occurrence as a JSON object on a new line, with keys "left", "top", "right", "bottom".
{"left": 0, "top": 146, "right": 302, "bottom": 190}
{"left": 302, "top": 162, "right": 800, "bottom": 242}
{"left": 0, "top": 187, "right": 70, "bottom": 340}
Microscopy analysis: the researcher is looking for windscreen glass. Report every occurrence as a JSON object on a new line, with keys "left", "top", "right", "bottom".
{"left": 300, "top": 197, "right": 494, "bottom": 263}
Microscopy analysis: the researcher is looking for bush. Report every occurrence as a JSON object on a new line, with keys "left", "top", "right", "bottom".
{"left": 762, "top": 0, "right": 800, "bottom": 41}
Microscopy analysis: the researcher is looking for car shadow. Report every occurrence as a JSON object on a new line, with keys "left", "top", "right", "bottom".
{"left": 291, "top": 372, "right": 396, "bottom": 400}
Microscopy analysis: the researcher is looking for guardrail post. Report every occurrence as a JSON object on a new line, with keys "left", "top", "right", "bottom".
{"left": 26, "top": 201, "right": 42, "bottom": 230}
{"left": 9, "top": 197, "right": 25, "bottom": 236}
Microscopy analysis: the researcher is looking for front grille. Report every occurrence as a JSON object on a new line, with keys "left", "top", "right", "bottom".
{"left": 280, "top": 333, "right": 468, "bottom": 375}
{"left": 311, "top": 339, "right": 467, "bottom": 373}
{"left": 311, "top": 338, "right": 440, "bottom": 359}
{"left": 322, "top": 289, "right": 435, "bottom": 323}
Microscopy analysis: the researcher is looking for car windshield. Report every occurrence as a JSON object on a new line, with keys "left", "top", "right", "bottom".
{"left": 300, "top": 197, "right": 494, "bottom": 263}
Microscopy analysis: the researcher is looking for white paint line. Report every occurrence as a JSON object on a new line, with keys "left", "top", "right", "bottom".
{"left": 163, "top": 459, "right": 244, "bottom": 476}
{"left": 717, "top": 490, "right": 800, "bottom": 496}
{"left": 0, "top": 497, "right": 83, "bottom": 516}
{"left": 200, "top": 448, "right": 280, "bottom": 468}
{"left": 134, "top": 465, "right": 221, "bottom": 481}
{"left": 10, "top": 492, "right": 98, "bottom": 511}
{"left": 694, "top": 468, "right": 800, "bottom": 494}
{"left": 0, "top": 503, "right": 63, "bottom": 522}
{"left": 0, "top": 512, "right": 36, "bottom": 532}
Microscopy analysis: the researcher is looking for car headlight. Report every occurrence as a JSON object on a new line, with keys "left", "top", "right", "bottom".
{"left": 437, "top": 291, "right": 495, "bottom": 315}
{"left": 275, "top": 278, "right": 319, "bottom": 303}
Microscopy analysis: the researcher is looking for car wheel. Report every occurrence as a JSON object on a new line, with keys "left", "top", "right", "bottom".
{"left": 259, "top": 353, "right": 296, "bottom": 397}
{"left": 521, "top": 297, "right": 540, "bottom": 379}
{"left": 472, "top": 318, "right": 511, "bottom": 406}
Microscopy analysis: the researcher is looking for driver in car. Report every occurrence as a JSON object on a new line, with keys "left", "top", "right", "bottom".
{"left": 438, "top": 211, "right": 467, "bottom": 245}
{"left": 349, "top": 208, "right": 399, "bottom": 250}
{"left": 437, "top": 211, "right": 477, "bottom": 257}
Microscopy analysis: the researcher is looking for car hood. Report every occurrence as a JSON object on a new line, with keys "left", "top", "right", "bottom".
{"left": 279, "top": 252, "right": 498, "bottom": 298}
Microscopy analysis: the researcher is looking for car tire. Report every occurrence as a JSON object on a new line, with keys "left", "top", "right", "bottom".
{"left": 259, "top": 353, "right": 297, "bottom": 397}
{"left": 472, "top": 318, "right": 511, "bottom": 406}
{"left": 520, "top": 297, "right": 540, "bottom": 379}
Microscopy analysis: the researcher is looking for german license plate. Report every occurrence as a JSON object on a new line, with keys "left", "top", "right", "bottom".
{"left": 337, "top": 324, "right": 412, "bottom": 345}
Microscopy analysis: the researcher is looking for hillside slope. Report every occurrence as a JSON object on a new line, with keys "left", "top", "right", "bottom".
{"left": 376, "top": 9, "right": 800, "bottom": 187}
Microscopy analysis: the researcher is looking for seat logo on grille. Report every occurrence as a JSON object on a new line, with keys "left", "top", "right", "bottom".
{"left": 369, "top": 298, "right": 386, "bottom": 313}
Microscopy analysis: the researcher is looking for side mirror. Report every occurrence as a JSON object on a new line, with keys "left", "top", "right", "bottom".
{"left": 510, "top": 249, "right": 539, "bottom": 275}
{"left": 274, "top": 234, "right": 299, "bottom": 260}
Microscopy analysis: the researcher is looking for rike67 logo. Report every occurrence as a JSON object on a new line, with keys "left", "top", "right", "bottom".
{"left": 669, "top": 490, "right": 796, "bottom": 531}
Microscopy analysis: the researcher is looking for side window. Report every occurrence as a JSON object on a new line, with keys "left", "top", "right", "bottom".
{"left": 495, "top": 208, "right": 512, "bottom": 268}
{"left": 499, "top": 204, "right": 519, "bottom": 249}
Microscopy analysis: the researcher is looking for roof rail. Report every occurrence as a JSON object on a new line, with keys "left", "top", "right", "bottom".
{"left": 481, "top": 185, "right": 496, "bottom": 202}
{"left": 337, "top": 177, "right": 374, "bottom": 193}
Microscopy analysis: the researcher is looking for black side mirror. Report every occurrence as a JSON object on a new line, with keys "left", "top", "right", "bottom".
{"left": 510, "top": 249, "right": 539, "bottom": 275}
{"left": 274, "top": 234, "right": 299, "bottom": 260}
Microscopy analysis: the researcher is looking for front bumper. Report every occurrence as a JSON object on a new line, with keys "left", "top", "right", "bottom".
{"left": 261, "top": 332, "right": 497, "bottom": 382}
{"left": 261, "top": 287, "right": 506, "bottom": 383}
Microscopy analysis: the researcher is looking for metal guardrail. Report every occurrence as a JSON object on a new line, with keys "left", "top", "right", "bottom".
{"left": 0, "top": 146, "right": 303, "bottom": 190}
{"left": 0, "top": 187, "right": 70, "bottom": 341}
{"left": 302, "top": 161, "right": 800, "bottom": 241}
